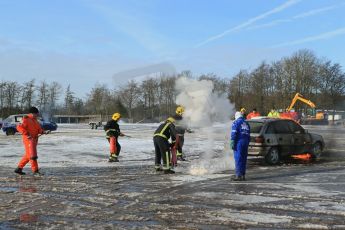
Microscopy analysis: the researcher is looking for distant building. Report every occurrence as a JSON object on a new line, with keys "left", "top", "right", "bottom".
{"left": 52, "top": 115, "right": 102, "bottom": 124}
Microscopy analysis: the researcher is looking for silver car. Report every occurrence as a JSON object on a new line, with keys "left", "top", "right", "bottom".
{"left": 247, "top": 118, "right": 324, "bottom": 165}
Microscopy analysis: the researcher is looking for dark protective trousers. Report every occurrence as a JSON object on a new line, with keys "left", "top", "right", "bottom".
{"left": 153, "top": 136, "right": 171, "bottom": 170}
{"left": 234, "top": 139, "right": 249, "bottom": 177}
{"left": 176, "top": 135, "right": 184, "bottom": 156}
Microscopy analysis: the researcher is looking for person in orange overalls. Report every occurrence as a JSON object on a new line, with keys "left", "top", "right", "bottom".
{"left": 247, "top": 108, "right": 261, "bottom": 120}
{"left": 14, "top": 107, "right": 46, "bottom": 175}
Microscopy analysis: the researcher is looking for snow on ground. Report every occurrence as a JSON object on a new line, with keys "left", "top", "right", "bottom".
{"left": 1, "top": 123, "right": 345, "bottom": 228}
{"left": 0, "top": 123, "right": 234, "bottom": 172}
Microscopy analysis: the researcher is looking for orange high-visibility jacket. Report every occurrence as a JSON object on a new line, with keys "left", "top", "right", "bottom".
{"left": 247, "top": 112, "right": 260, "bottom": 120}
{"left": 17, "top": 114, "right": 43, "bottom": 139}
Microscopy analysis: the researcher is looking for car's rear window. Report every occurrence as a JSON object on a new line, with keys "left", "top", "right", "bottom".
{"left": 247, "top": 121, "right": 264, "bottom": 133}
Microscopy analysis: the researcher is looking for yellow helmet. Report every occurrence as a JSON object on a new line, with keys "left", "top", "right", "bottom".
{"left": 112, "top": 112, "right": 121, "bottom": 121}
{"left": 167, "top": 117, "right": 175, "bottom": 123}
{"left": 176, "top": 106, "right": 185, "bottom": 116}
{"left": 240, "top": 108, "right": 246, "bottom": 113}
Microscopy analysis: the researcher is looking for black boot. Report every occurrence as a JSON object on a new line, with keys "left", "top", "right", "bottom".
{"left": 108, "top": 154, "right": 119, "bottom": 162}
{"left": 14, "top": 167, "right": 26, "bottom": 175}
{"left": 231, "top": 175, "right": 244, "bottom": 181}
{"left": 155, "top": 165, "right": 163, "bottom": 172}
{"left": 33, "top": 170, "right": 44, "bottom": 176}
{"left": 164, "top": 169, "right": 175, "bottom": 174}
{"left": 177, "top": 156, "right": 186, "bottom": 161}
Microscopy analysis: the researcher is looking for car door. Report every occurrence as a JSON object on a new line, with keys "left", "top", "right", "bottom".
{"left": 287, "top": 121, "right": 312, "bottom": 153}
{"left": 15, "top": 115, "right": 23, "bottom": 124}
{"left": 271, "top": 120, "right": 294, "bottom": 155}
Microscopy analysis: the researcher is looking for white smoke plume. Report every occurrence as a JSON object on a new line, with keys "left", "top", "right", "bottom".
{"left": 175, "top": 77, "right": 232, "bottom": 127}
{"left": 175, "top": 77, "right": 235, "bottom": 175}
{"left": 41, "top": 111, "right": 52, "bottom": 122}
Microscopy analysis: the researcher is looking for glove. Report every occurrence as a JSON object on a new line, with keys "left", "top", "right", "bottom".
{"left": 187, "top": 129, "right": 193, "bottom": 133}
{"left": 230, "top": 140, "right": 235, "bottom": 150}
{"left": 106, "top": 130, "right": 117, "bottom": 137}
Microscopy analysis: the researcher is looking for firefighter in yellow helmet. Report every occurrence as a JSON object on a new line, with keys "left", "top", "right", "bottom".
{"left": 240, "top": 108, "right": 247, "bottom": 119}
{"left": 104, "top": 113, "right": 125, "bottom": 162}
{"left": 173, "top": 105, "right": 191, "bottom": 161}
{"left": 153, "top": 116, "right": 177, "bottom": 174}
{"left": 176, "top": 106, "right": 185, "bottom": 116}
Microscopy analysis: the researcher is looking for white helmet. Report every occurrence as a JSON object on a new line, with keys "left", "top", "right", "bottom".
{"left": 235, "top": 111, "right": 242, "bottom": 120}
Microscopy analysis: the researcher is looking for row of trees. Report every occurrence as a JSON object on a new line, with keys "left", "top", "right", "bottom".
{"left": 0, "top": 80, "right": 90, "bottom": 118}
{"left": 0, "top": 49, "right": 344, "bottom": 121}
{"left": 229, "top": 49, "right": 345, "bottom": 114}
{"left": 0, "top": 80, "right": 62, "bottom": 118}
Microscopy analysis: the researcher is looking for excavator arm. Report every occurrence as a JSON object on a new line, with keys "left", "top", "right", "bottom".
{"left": 284, "top": 93, "right": 326, "bottom": 123}
{"left": 287, "top": 93, "right": 316, "bottom": 111}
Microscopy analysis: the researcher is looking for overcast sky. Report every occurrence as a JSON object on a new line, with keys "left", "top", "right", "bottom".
{"left": 0, "top": 0, "right": 345, "bottom": 97}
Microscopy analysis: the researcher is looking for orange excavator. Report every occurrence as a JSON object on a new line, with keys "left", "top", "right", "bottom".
{"left": 280, "top": 93, "right": 326, "bottom": 123}
{"left": 287, "top": 93, "right": 315, "bottom": 112}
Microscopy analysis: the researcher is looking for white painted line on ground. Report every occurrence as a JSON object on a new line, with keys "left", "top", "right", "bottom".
{"left": 326, "top": 149, "right": 345, "bottom": 152}
{"left": 228, "top": 182, "right": 345, "bottom": 185}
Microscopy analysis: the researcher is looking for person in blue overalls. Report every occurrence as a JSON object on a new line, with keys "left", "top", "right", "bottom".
{"left": 231, "top": 111, "right": 250, "bottom": 181}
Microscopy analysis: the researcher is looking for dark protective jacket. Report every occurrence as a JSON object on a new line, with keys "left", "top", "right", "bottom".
{"left": 173, "top": 114, "right": 185, "bottom": 135}
{"left": 173, "top": 114, "right": 192, "bottom": 135}
{"left": 104, "top": 120, "right": 121, "bottom": 138}
{"left": 154, "top": 120, "right": 177, "bottom": 141}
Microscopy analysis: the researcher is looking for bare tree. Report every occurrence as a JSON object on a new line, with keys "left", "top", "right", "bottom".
{"left": 36, "top": 80, "right": 50, "bottom": 112}
{"left": 229, "top": 70, "right": 250, "bottom": 110}
{"left": 48, "top": 81, "right": 62, "bottom": 112}
{"left": 178, "top": 70, "right": 193, "bottom": 78}
{"left": 318, "top": 61, "right": 345, "bottom": 110}
{"left": 86, "top": 83, "right": 111, "bottom": 115}
{"left": 5, "top": 81, "right": 21, "bottom": 111}
{"left": 142, "top": 78, "right": 159, "bottom": 119}
{"left": 248, "top": 63, "right": 272, "bottom": 112}
{"left": 118, "top": 80, "right": 140, "bottom": 120}
{"left": 73, "top": 98, "right": 85, "bottom": 115}
{"left": 64, "top": 85, "right": 75, "bottom": 114}
{"left": 160, "top": 76, "right": 176, "bottom": 116}
{"left": 20, "top": 79, "right": 36, "bottom": 110}
{"left": 199, "top": 73, "right": 228, "bottom": 96}
{"left": 0, "top": 81, "right": 7, "bottom": 117}
{"left": 283, "top": 50, "right": 318, "bottom": 98}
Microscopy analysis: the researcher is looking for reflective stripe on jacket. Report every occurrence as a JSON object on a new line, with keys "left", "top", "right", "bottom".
{"left": 154, "top": 121, "right": 176, "bottom": 141}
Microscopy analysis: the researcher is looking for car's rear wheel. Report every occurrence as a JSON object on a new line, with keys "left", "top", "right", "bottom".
{"left": 311, "top": 142, "right": 322, "bottom": 159}
{"left": 6, "top": 128, "right": 15, "bottom": 136}
{"left": 265, "top": 147, "right": 280, "bottom": 165}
